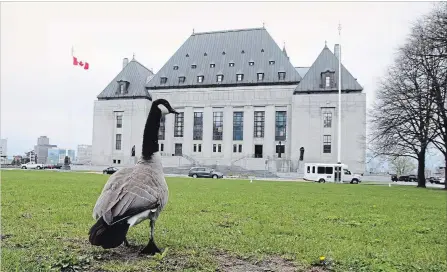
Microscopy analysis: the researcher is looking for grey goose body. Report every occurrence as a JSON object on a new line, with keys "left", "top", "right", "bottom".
{"left": 88, "top": 98, "right": 178, "bottom": 255}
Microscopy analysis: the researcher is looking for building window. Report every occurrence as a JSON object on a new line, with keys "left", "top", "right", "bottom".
{"left": 217, "top": 74, "right": 224, "bottom": 82}
{"left": 160, "top": 143, "right": 164, "bottom": 152}
{"left": 233, "top": 112, "right": 244, "bottom": 140}
{"left": 117, "top": 159, "right": 121, "bottom": 164}
{"left": 222, "top": 51, "right": 226, "bottom": 55}
{"left": 275, "top": 111, "right": 287, "bottom": 141}
{"left": 194, "top": 144, "right": 202, "bottom": 152}
{"left": 204, "top": 52, "right": 208, "bottom": 56}
{"left": 174, "top": 112, "right": 184, "bottom": 137}
{"left": 193, "top": 112, "right": 203, "bottom": 140}
{"left": 115, "top": 134, "right": 122, "bottom": 150}
{"left": 236, "top": 74, "right": 244, "bottom": 82}
{"left": 158, "top": 115, "right": 165, "bottom": 140}
{"left": 254, "top": 111, "right": 265, "bottom": 138}
{"left": 194, "top": 144, "right": 197, "bottom": 152}
{"left": 229, "top": 62, "right": 235, "bottom": 67}
{"left": 179, "top": 76, "right": 186, "bottom": 84}
{"left": 197, "top": 76, "right": 204, "bottom": 83}
{"left": 323, "top": 135, "right": 332, "bottom": 153}
{"left": 213, "top": 144, "right": 216, "bottom": 152}
{"left": 325, "top": 76, "right": 330, "bottom": 87}
{"left": 191, "top": 64, "right": 197, "bottom": 69}
{"left": 113, "top": 159, "right": 116, "bottom": 164}
{"left": 323, "top": 112, "right": 332, "bottom": 128}
{"left": 213, "top": 111, "right": 223, "bottom": 140}
{"left": 278, "top": 72, "right": 286, "bottom": 80}
{"left": 257, "top": 73, "right": 264, "bottom": 81}
{"left": 160, "top": 77, "right": 167, "bottom": 84}
{"left": 249, "top": 61, "right": 254, "bottom": 66}
{"left": 321, "top": 71, "right": 335, "bottom": 88}
{"left": 186, "top": 54, "right": 189, "bottom": 57}
{"left": 210, "top": 63, "right": 215, "bottom": 68}
{"left": 218, "top": 144, "right": 222, "bottom": 152}
{"left": 238, "top": 144, "right": 242, "bottom": 153}
{"left": 173, "top": 65, "right": 179, "bottom": 70}
{"left": 233, "top": 144, "right": 237, "bottom": 153}
{"left": 116, "top": 115, "right": 122, "bottom": 128}
{"left": 269, "top": 60, "right": 275, "bottom": 65}
{"left": 120, "top": 83, "right": 126, "bottom": 94}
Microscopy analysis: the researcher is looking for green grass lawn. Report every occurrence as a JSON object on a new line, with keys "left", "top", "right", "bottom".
{"left": 1, "top": 170, "right": 446, "bottom": 272}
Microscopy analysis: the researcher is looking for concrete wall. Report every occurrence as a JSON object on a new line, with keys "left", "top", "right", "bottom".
{"left": 92, "top": 99, "right": 152, "bottom": 166}
{"left": 290, "top": 92, "right": 366, "bottom": 174}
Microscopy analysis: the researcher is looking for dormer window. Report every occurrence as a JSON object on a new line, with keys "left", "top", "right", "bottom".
{"left": 197, "top": 75, "right": 204, "bottom": 83}
{"left": 236, "top": 74, "right": 244, "bottom": 82}
{"left": 160, "top": 77, "right": 168, "bottom": 84}
{"left": 173, "top": 65, "right": 179, "bottom": 70}
{"left": 204, "top": 53, "right": 208, "bottom": 56}
{"left": 191, "top": 64, "right": 197, "bottom": 69}
{"left": 222, "top": 51, "right": 226, "bottom": 55}
{"left": 216, "top": 74, "right": 224, "bottom": 82}
{"left": 320, "top": 70, "right": 335, "bottom": 88}
{"left": 229, "top": 62, "right": 235, "bottom": 67}
{"left": 120, "top": 83, "right": 125, "bottom": 94}
{"left": 257, "top": 73, "right": 264, "bottom": 81}
{"left": 278, "top": 72, "right": 286, "bottom": 80}
{"left": 186, "top": 54, "right": 189, "bottom": 57}
{"left": 178, "top": 76, "right": 186, "bottom": 84}
{"left": 269, "top": 60, "right": 275, "bottom": 65}
{"left": 210, "top": 63, "right": 215, "bottom": 68}
{"left": 261, "top": 49, "right": 264, "bottom": 53}
{"left": 241, "top": 50, "right": 245, "bottom": 54}
{"left": 249, "top": 61, "right": 254, "bottom": 66}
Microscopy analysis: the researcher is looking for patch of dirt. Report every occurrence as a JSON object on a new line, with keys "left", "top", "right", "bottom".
{"left": 214, "top": 252, "right": 297, "bottom": 272}
{"left": 1, "top": 234, "right": 13, "bottom": 240}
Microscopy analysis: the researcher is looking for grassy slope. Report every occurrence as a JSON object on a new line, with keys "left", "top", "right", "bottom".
{"left": 1, "top": 170, "right": 446, "bottom": 271}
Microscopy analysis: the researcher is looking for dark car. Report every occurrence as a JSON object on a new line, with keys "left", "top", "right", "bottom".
{"left": 391, "top": 174, "right": 398, "bottom": 182}
{"left": 398, "top": 175, "right": 410, "bottom": 182}
{"left": 426, "top": 177, "right": 439, "bottom": 184}
{"left": 103, "top": 167, "right": 118, "bottom": 175}
{"left": 408, "top": 175, "right": 418, "bottom": 182}
{"left": 188, "top": 167, "right": 224, "bottom": 179}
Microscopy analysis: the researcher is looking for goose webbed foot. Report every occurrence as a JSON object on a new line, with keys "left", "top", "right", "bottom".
{"left": 140, "top": 239, "right": 161, "bottom": 255}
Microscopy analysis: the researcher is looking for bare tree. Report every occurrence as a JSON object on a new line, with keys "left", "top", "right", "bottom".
{"left": 369, "top": 46, "right": 437, "bottom": 188}
{"left": 389, "top": 156, "right": 416, "bottom": 177}
{"left": 417, "top": 3, "right": 447, "bottom": 189}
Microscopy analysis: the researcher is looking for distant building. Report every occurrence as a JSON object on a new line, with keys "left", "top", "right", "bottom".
{"left": 0, "top": 139, "right": 7, "bottom": 164}
{"left": 34, "top": 136, "right": 57, "bottom": 164}
{"left": 92, "top": 27, "right": 366, "bottom": 173}
{"left": 76, "top": 144, "right": 92, "bottom": 164}
{"left": 47, "top": 148, "right": 75, "bottom": 164}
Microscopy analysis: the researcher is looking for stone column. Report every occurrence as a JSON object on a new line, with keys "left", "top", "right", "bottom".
{"left": 202, "top": 106, "right": 213, "bottom": 157}
{"left": 243, "top": 106, "right": 254, "bottom": 156}
{"left": 223, "top": 106, "right": 233, "bottom": 162}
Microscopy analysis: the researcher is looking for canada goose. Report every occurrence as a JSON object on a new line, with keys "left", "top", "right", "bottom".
{"left": 88, "top": 98, "right": 178, "bottom": 255}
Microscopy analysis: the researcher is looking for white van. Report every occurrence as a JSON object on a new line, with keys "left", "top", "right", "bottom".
{"left": 303, "top": 163, "right": 362, "bottom": 184}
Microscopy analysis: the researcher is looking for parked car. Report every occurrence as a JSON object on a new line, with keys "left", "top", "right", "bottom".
{"left": 426, "top": 177, "right": 440, "bottom": 184}
{"left": 21, "top": 162, "right": 44, "bottom": 170}
{"left": 391, "top": 174, "right": 398, "bottom": 182}
{"left": 408, "top": 175, "right": 418, "bottom": 182}
{"left": 103, "top": 167, "right": 118, "bottom": 175}
{"left": 188, "top": 167, "right": 224, "bottom": 179}
{"left": 398, "top": 175, "right": 411, "bottom": 182}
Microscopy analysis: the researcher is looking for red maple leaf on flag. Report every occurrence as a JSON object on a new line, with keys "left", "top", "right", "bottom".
{"left": 72, "top": 56, "right": 90, "bottom": 70}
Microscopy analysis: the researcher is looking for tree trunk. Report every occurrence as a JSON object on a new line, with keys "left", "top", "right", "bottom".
{"left": 444, "top": 158, "right": 447, "bottom": 190}
{"left": 417, "top": 151, "right": 426, "bottom": 188}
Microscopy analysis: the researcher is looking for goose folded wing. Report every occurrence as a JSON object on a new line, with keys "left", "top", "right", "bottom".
{"left": 101, "top": 184, "right": 160, "bottom": 225}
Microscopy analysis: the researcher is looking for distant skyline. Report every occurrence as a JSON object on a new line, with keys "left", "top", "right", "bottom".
{"left": 0, "top": 1, "right": 437, "bottom": 157}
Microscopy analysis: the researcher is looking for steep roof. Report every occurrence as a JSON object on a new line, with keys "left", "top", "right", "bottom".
{"left": 97, "top": 59, "right": 153, "bottom": 100}
{"left": 147, "top": 27, "right": 301, "bottom": 89}
{"left": 294, "top": 45, "right": 363, "bottom": 93}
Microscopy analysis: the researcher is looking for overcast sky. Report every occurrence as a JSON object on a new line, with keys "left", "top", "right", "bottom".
{"left": 0, "top": 1, "right": 437, "bottom": 157}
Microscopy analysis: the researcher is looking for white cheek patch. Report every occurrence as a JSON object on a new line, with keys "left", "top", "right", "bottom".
{"left": 158, "top": 104, "right": 169, "bottom": 114}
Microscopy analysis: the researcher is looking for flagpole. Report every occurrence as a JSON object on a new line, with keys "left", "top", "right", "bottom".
{"left": 337, "top": 22, "right": 342, "bottom": 170}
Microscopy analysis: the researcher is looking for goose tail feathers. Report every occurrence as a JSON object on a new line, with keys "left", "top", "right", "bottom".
{"left": 88, "top": 217, "right": 130, "bottom": 249}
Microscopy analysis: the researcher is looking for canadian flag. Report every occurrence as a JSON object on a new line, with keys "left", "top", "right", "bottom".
{"left": 73, "top": 56, "right": 89, "bottom": 70}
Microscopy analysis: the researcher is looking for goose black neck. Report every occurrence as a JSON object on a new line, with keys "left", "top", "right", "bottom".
{"left": 141, "top": 101, "right": 162, "bottom": 160}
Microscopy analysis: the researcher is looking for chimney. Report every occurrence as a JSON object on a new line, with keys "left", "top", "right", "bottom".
{"left": 334, "top": 44, "right": 340, "bottom": 59}
{"left": 123, "top": 58, "right": 129, "bottom": 69}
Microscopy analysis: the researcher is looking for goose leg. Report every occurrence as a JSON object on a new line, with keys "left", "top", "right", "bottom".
{"left": 140, "top": 219, "right": 161, "bottom": 255}
{"left": 123, "top": 238, "right": 130, "bottom": 247}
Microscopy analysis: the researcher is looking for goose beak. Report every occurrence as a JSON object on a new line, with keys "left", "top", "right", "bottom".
{"left": 170, "top": 109, "right": 179, "bottom": 115}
